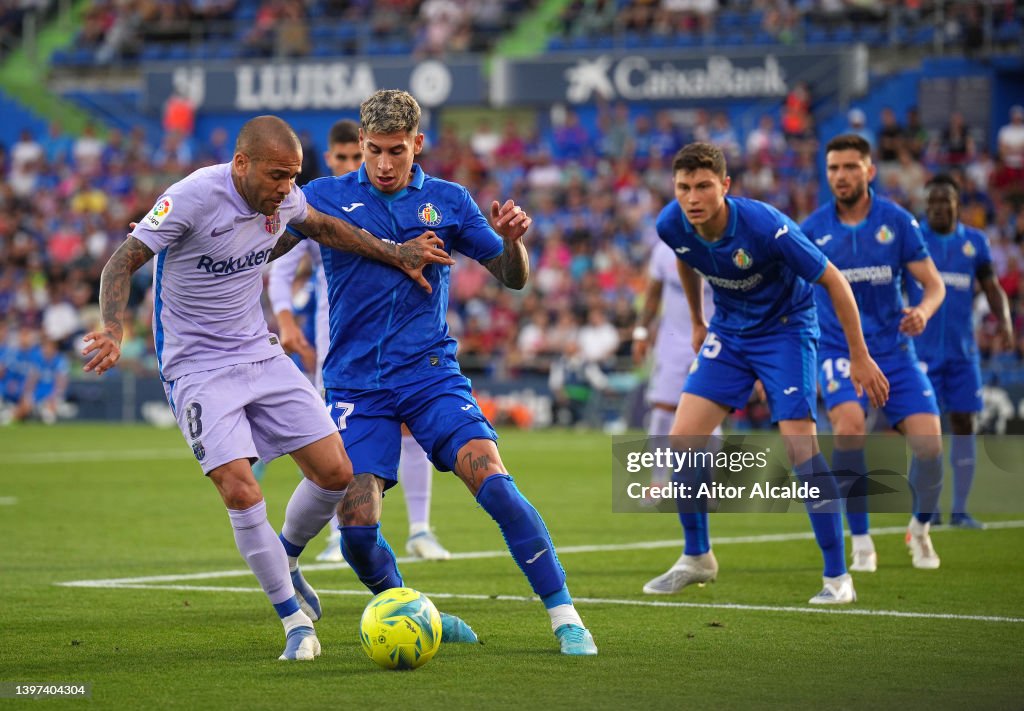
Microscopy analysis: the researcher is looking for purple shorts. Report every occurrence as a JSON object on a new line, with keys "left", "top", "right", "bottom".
{"left": 163, "top": 355, "right": 337, "bottom": 474}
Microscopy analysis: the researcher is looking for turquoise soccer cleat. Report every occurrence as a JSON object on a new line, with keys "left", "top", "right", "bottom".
{"left": 440, "top": 612, "right": 479, "bottom": 643}
{"left": 555, "top": 624, "right": 598, "bottom": 656}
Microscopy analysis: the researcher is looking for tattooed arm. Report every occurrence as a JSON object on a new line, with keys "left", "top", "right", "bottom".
{"left": 268, "top": 232, "right": 304, "bottom": 263}
{"left": 82, "top": 237, "right": 155, "bottom": 374}
{"left": 481, "top": 199, "right": 531, "bottom": 290}
{"left": 290, "top": 206, "right": 454, "bottom": 293}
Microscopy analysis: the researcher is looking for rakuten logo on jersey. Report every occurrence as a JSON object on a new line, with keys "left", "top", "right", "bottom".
{"left": 196, "top": 247, "right": 274, "bottom": 274}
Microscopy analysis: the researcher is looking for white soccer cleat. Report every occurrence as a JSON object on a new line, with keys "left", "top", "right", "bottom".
{"left": 906, "top": 520, "right": 941, "bottom": 569}
{"left": 406, "top": 531, "right": 452, "bottom": 561}
{"left": 315, "top": 530, "right": 344, "bottom": 563}
{"left": 642, "top": 551, "right": 718, "bottom": 594}
{"left": 850, "top": 549, "right": 878, "bottom": 573}
{"left": 808, "top": 573, "right": 856, "bottom": 604}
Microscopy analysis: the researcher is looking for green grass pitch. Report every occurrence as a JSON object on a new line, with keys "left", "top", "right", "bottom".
{"left": 0, "top": 425, "right": 1021, "bottom": 709}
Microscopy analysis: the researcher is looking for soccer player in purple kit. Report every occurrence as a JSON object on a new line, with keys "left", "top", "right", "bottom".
{"left": 81, "top": 116, "right": 453, "bottom": 661}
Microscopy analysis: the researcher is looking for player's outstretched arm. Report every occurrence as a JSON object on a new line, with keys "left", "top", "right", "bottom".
{"left": 900, "top": 257, "right": 945, "bottom": 337}
{"left": 817, "top": 262, "right": 889, "bottom": 407}
{"left": 481, "top": 199, "right": 530, "bottom": 289}
{"left": 82, "top": 236, "right": 155, "bottom": 375}
{"left": 978, "top": 267, "right": 1014, "bottom": 350}
{"left": 676, "top": 259, "right": 707, "bottom": 354}
{"left": 289, "top": 206, "right": 454, "bottom": 292}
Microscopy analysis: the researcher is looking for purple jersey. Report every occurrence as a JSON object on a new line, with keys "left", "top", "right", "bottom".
{"left": 132, "top": 163, "right": 309, "bottom": 381}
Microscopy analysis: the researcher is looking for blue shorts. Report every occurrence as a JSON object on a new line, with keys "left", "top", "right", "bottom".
{"left": 683, "top": 328, "right": 817, "bottom": 423}
{"left": 326, "top": 369, "right": 497, "bottom": 488}
{"left": 819, "top": 346, "right": 939, "bottom": 426}
{"left": 920, "top": 358, "right": 982, "bottom": 414}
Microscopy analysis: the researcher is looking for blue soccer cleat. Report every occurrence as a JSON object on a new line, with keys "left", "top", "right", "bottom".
{"left": 278, "top": 626, "right": 321, "bottom": 661}
{"left": 950, "top": 513, "right": 985, "bottom": 529}
{"left": 555, "top": 624, "right": 598, "bottom": 656}
{"left": 440, "top": 612, "right": 479, "bottom": 644}
{"left": 290, "top": 567, "right": 322, "bottom": 622}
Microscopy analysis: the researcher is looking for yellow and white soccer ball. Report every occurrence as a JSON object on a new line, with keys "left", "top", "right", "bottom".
{"left": 359, "top": 587, "right": 442, "bottom": 670}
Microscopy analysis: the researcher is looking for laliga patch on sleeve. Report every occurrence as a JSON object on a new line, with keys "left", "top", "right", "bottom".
{"left": 144, "top": 196, "right": 173, "bottom": 229}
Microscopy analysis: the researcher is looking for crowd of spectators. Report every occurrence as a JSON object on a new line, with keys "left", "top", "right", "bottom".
{"left": 70, "top": 0, "right": 531, "bottom": 63}
{"left": 554, "top": 0, "right": 1022, "bottom": 51}
{"left": 1, "top": 93, "right": 1023, "bottom": 424}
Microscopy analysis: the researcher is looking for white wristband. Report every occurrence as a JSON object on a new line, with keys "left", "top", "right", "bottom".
{"left": 632, "top": 326, "right": 649, "bottom": 341}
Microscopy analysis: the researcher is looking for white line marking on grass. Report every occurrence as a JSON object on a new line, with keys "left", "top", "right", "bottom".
{"left": 0, "top": 438, "right": 596, "bottom": 464}
{"left": 0, "top": 496, "right": 16, "bottom": 505}
{"left": 57, "top": 581, "right": 1024, "bottom": 624}
{"left": 57, "top": 520, "right": 1024, "bottom": 589}
{"left": 0, "top": 449, "right": 191, "bottom": 464}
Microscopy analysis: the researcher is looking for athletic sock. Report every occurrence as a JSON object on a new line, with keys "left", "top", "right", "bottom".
{"left": 909, "top": 454, "right": 943, "bottom": 524}
{"left": 672, "top": 462, "right": 710, "bottom": 556}
{"left": 279, "top": 478, "right": 347, "bottom": 568}
{"left": 339, "top": 523, "right": 403, "bottom": 594}
{"left": 795, "top": 452, "right": 846, "bottom": 578}
{"left": 400, "top": 435, "right": 433, "bottom": 534}
{"left": 476, "top": 474, "right": 567, "bottom": 599}
{"left": 950, "top": 434, "right": 975, "bottom": 515}
{"left": 227, "top": 500, "right": 304, "bottom": 624}
{"left": 647, "top": 408, "right": 676, "bottom": 485}
{"left": 833, "top": 447, "right": 869, "bottom": 535}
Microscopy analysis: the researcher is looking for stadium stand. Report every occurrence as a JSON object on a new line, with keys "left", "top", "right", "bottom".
{"left": 0, "top": 0, "right": 1022, "bottom": 430}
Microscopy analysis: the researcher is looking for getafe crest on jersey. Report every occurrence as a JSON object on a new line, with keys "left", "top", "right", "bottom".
{"left": 732, "top": 248, "right": 753, "bottom": 269}
{"left": 417, "top": 203, "right": 442, "bottom": 227}
{"left": 875, "top": 225, "right": 894, "bottom": 244}
{"left": 963, "top": 241, "right": 976, "bottom": 258}
{"left": 265, "top": 210, "right": 281, "bottom": 234}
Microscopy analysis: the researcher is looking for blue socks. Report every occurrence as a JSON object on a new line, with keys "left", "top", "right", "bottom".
{"left": 950, "top": 435, "right": 975, "bottom": 515}
{"left": 340, "top": 524, "right": 403, "bottom": 595}
{"left": 795, "top": 453, "right": 846, "bottom": 578}
{"left": 832, "top": 447, "right": 869, "bottom": 535}
{"left": 909, "top": 455, "right": 943, "bottom": 524}
{"left": 476, "top": 474, "right": 567, "bottom": 601}
{"left": 672, "top": 465, "right": 710, "bottom": 556}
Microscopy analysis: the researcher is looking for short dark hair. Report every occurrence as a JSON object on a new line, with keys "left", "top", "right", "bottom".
{"left": 825, "top": 134, "right": 872, "bottom": 158}
{"left": 328, "top": 119, "right": 359, "bottom": 146}
{"left": 925, "top": 173, "right": 960, "bottom": 196}
{"left": 672, "top": 142, "right": 727, "bottom": 180}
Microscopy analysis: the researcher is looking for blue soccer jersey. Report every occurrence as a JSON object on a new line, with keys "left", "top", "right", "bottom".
{"left": 304, "top": 164, "right": 503, "bottom": 392}
{"left": 30, "top": 347, "right": 68, "bottom": 400}
{"left": 655, "top": 196, "right": 828, "bottom": 337}
{"left": 908, "top": 222, "right": 992, "bottom": 365}
{"left": 801, "top": 191, "right": 929, "bottom": 355}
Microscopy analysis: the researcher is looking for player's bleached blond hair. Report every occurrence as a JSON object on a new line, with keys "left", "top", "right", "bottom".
{"left": 360, "top": 90, "right": 421, "bottom": 135}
